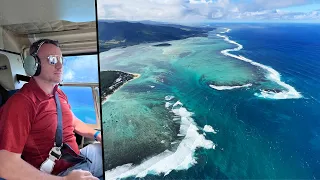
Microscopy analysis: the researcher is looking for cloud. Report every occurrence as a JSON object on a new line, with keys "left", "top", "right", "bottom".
{"left": 189, "top": 0, "right": 214, "bottom": 4}
{"left": 232, "top": 0, "right": 310, "bottom": 13}
{"left": 97, "top": 0, "right": 320, "bottom": 22}
{"left": 63, "top": 70, "right": 74, "bottom": 81}
{"left": 292, "top": 9, "right": 320, "bottom": 19}
{"left": 228, "top": 8, "right": 320, "bottom": 21}
{"left": 97, "top": 0, "right": 187, "bottom": 22}
{"left": 63, "top": 55, "right": 99, "bottom": 83}
{"left": 251, "top": 0, "right": 308, "bottom": 10}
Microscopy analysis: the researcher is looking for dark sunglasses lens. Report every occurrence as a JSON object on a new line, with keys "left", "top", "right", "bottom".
{"left": 48, "top": 56, "right": 63, "bottom": 65}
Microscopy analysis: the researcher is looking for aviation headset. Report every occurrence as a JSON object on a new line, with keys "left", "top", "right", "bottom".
{"left": 23, "top": 39, "right": 60, "bottom": 77}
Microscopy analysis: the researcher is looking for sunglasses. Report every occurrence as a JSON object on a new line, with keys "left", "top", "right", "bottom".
{"left": 46, "top": 55, "right": 64, "bottom": 65}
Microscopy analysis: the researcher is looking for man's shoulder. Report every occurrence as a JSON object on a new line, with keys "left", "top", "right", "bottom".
{"left": 5, "top": 89, "right": 35, "bottom": 107}
{"left": 15, "top": 84, "right": 38, "bottom": 101}
{"left": 0, "top": 88, "right": 37, "bottom": 117}
{"left": 4, "top": 84, "right": 38, "bottom": 107}
{"left": 57, "top": 87, "right": 68, "bottom": 100}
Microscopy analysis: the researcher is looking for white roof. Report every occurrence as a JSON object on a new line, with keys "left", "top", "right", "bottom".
{"left": 0, "top": 0, "right": 97, "bottom": 55}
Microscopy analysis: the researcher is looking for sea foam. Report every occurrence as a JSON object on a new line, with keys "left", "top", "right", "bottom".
{"left": 203, "top": 125, "right": 218, "bottom": 134}
{"left": 165, "top": 95, "right": 175, "bottom": 101}
{"left": 220, "top": 28, "right": 231, "bottom": 33}
{"left": 209, "top": 83, "right": 252, "bottom": 90}
{"left": 216, "top": 30, "right": 302, "bottom": 100}
{"left": 104, "top": 96, "right": 216, "bottom": 179}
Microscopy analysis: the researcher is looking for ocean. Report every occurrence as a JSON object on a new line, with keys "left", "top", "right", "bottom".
{"left": 100, "top": 23, "right": 320, "bottom": 179}
{"left": 60, "top": 54, "right": 99, "bottom": 125}
{"left": 60, "top": 86, "right": 97, "bottom": 124}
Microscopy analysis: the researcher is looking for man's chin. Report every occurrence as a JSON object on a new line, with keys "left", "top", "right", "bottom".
{"left": 52, "top": 78, "right": 62, "bottom": 84}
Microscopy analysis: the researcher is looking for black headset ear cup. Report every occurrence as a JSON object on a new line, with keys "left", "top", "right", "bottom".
{"left": 33, "top": 56, "right": 41, "bottom": 76}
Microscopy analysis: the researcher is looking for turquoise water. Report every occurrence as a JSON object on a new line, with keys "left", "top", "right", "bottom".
{"left": 100, "top": 24, "right": 320, "bottom": 179}
{"left": 60, "top": 86, "right": 97, "bottom": 125}
{"left": 61, "top": 55, "right": 99, "bottom": 125}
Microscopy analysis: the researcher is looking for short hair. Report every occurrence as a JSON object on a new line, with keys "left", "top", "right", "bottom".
{"left": 29, "top": 39, "right": 60, "bottom": 56}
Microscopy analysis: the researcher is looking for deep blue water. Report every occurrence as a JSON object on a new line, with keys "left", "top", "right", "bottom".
{"left": 200, "top": 23, "right": 320, "bottom": 179}
{"left": 227, "top": 24, "right": 320, "bottom": 179}
{"left": 228, "top": 23, "right": 320, "bottom": 100}
{"left": 155, "top": 23, "right": 320, "bottom": 179}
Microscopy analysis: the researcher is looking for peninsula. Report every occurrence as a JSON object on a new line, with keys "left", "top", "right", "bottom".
{"left": 100, "top": 70, "right": 140, "bottom": 104}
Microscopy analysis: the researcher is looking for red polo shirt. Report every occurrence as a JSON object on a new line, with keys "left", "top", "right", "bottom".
{"left": 0, "top": 78, "right": 80, "bottom": 175}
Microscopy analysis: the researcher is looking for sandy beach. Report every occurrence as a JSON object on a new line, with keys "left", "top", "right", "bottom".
{"left": 101, "top": 72, "right": 140, "bottom": 105}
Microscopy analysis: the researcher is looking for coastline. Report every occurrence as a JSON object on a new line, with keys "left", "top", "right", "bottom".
{"left": 98, "top": 21, "right": 215, "bottom": 52}
{"left": 99, "top": 29, "right": 216, "bottom": 107}
{"left": 101, "top": 72, "right": 140, "bottom": 105}
{"left": 99, "top": 33, "right": 210, "bottom": 52}
{"left": 100, "top": 25, "right": 320, "bottom": 179}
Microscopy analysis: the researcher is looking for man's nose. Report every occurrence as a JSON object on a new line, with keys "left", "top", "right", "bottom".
{"left": 55, "top": 60, "right": 63, "bottom": 69}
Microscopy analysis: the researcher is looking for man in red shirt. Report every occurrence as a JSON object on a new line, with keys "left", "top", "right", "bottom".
{"left": 0, "top": 39, "right": 103, "bottom": 180}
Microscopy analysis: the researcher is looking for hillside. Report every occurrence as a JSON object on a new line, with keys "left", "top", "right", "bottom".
{"left": 98, "top": 21, "right": 215, "bottom": 52}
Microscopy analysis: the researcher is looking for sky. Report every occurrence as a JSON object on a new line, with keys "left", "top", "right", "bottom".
{"left": 59, "top": 0, "right": 96, "bottom": 22}
{"left": 97, "top": 0, "right": 320, "bottom": 23}
{"left": 63, "top": 55, "right": 99, "bottom": 83}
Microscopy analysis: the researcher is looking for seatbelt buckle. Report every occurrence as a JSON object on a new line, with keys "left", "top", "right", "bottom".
{"left": 40, "top": 158, "right": 55, "bottom": 174}
{"left": 40, "top": 145, "right": 62, "bottom": 174}
{"left": 48, "top": 146, "right": 62, "bottom": 161}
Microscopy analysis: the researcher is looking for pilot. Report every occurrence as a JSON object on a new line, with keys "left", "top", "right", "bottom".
{"left": 0, "top": 39, "right": 103, "bottom": 180}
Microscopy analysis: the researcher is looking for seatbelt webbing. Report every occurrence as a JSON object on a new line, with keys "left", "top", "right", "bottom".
{"left": 40, "top": 90, "right": 90, "bottom": 174}
{"left": 54, "top": 92, "right": 63, "bottom": 147}
{"left": 39, "top": 92, "right": 64, "bottom": 173}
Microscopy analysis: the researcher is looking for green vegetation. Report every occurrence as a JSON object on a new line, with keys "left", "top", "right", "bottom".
{"left": 98, "top": 21, "right": 215, "bottom": 52}
{"left": 100, "top": 71, "right": 135, "bottom": 100}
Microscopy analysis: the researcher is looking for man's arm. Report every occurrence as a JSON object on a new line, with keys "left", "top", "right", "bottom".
{"left": 0, "top": 150, "right": 98, "bottom": 180}
{"left": 0, "top": 94, "right": 98, "bottom": 180}
{"left": 0, "top": 94, "right": 63, "bottom": 180}
{"left": 72, "top": 113, "right": 101, "bottom": 142}
{"left": 0, "top": 150, "right": 64, "bottom": 180}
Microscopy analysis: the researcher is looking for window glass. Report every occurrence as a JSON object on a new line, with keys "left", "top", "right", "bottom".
{"left": 60, "top": 55, "right": 99, "bottom": 124}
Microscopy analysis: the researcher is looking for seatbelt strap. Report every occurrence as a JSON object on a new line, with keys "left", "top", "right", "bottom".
{"left": 55, "top": 92, "right": 63, "bottom": 147}
{"left": 39, "top": 92, "right": 63, "bottom": 174}
{"left": 39, "top": 91, "right": 91, "bottom": 174}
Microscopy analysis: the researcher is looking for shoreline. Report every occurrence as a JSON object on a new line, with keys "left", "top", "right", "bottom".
{"left": 101, "top": 72, "right": 140, "bottom": 105}
{"left": 100, "top": 26, "right": 317, "bottom": 179}
{"left": 99, "top": 32, "right": 215, "bottom": 53}
{"left": 99, "top": 33, "right": 210, "bottom": 52}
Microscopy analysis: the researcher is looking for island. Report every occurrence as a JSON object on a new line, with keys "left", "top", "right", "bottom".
{"left": 100, "top": 70, "right": 140, "bottom": 104}
{"left": 261, "top": 88, "right": 283, "bottom": 93}
{"left": 153, "top": 43, "right": 171, "bottom": 47}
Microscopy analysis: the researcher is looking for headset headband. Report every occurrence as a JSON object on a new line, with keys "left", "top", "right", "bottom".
{"left": 23, "top": 39, "right": 60, "bottom": 77}
{"left": 30, "top": 39, "right": 60, "bottom": 56}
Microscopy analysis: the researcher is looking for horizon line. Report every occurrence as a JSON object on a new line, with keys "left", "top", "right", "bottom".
{"left": 97, "top": 19, "right": 320, "bottom": 24}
